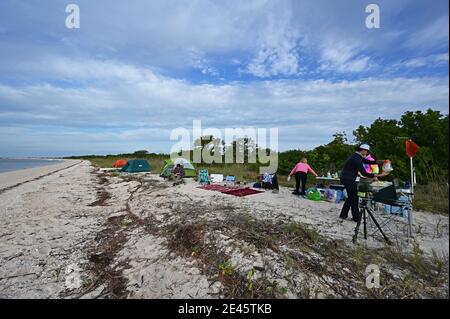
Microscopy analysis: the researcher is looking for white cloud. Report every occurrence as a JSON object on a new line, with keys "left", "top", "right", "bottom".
{"left": 243, "top": 1, "right": 301, "bottom": 78}
{"left": 187, "top": 48, "right": 219, "bottom": 77}
{"left": 404, "top": 16, "right": 449, "bottom": 51}
{"left": 246, "top": 41, "right": 300, "bottom": 78}
{"left": 401, "top": 53, "right": 449, "bottom": 68}
{"left": 0, "top": 58, "right": 448, "bottom": 156}
{"left": 319, "top": 42, "right": 373, "bottom": 73}
{"left": 0, "top": 1, "right": 448, "bottom": 156}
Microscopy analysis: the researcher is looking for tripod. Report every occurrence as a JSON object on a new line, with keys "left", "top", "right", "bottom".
{"left": 352, "top": 194, "right": 391, "bottom": 245}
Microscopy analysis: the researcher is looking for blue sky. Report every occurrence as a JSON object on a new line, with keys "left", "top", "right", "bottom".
{"left": 0, "top": 0, "right": 448, "bottom": 157}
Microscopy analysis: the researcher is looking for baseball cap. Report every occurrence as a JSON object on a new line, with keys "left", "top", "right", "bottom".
{"left": 359, "top": 144, "right": 371, "bottom": 152}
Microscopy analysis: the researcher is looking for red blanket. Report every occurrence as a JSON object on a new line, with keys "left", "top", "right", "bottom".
{"left": 198, "top": 185, "right": 263, "bottom": 197}
{"left": 222, "top": 188, "right": 263, "bottom": 197}
{"left": 198, "top": 184, "right": 233, "bottom": 192}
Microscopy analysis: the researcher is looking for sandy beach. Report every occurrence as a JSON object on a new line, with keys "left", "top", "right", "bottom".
{"left": 0, "top": 161, "right": 448, "bottom": 298}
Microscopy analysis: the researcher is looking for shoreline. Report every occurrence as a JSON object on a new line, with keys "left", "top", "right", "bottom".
{"left": 0, "top": 158, "right": 64, "bottom": 174}
{"left": 0, "top": 159, "right": 82, "bottom": 191}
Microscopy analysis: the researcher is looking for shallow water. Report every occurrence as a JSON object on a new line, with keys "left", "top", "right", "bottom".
{"left": 0, "top": 158, "right": 63, "bottom": 173}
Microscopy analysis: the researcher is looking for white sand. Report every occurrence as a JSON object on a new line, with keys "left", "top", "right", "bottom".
{"left": 0, "top": 164, "right": 448, "bottom": 299}
{"left": 0, "top": 160, "right": 108, "bottom": 298}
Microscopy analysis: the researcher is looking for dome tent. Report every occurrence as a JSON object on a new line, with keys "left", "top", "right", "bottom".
{"left": 160, "top": 158, "right": 196, "bottom": 178}
{"left": 121, "top": 159, "right": 151, "bottom": 173}
{"left": 113, "top": 159, "right": 127, "bottom": 168}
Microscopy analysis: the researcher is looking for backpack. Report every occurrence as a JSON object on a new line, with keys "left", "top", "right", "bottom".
{"left": 306, "top": 188, "right": 321, "bottom": 201}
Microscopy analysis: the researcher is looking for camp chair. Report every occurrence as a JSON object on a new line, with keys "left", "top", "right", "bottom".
{"left": 210, "top": 174, "right": 224, "bottom": 183}
{"left": 172, "top": 174, "right": 185, "bottom": 186}
{"left": 371, "top": 183, "right": 413, "bottom": 238}
{"left": 225, "top": 175, "right": 236, "bottom": 187}
{"left": 198, "top": 169, "right": 210, "bottom": 184}
{"left": 160, "top": 164, "right": 174, "bottom": 178}
{"left": 260, "top": 173, "right": 280, "bottom": 192}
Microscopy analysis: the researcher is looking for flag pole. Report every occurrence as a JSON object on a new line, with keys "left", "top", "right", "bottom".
{"left": 408, "top": 155, "right": 414, "bottom": 238}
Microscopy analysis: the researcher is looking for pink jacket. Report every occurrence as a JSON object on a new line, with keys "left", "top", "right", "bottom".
{"left": 290, "top": 162, "right": 318, "bottom": 176}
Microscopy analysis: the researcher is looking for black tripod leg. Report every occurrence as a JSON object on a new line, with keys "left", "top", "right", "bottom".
{"left": 367, "top": 209, "right": 391, "bottom": 245}
{"left": 352, "top": 220, "right": 360, "bottom": 244}
{"left": 352, "top": 207, "right": 364, "bottom": 244}
{"left": 363, "top": 208, "right": 367, "bottom": 240}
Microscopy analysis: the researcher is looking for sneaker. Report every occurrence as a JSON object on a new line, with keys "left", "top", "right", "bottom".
{"left": 292, "top": 191, "right": 300, "bottom": 195}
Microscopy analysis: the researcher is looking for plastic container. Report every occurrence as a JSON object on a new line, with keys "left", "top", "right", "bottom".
{"left": 382, "top": 160, "right": 393, "bottom": 173}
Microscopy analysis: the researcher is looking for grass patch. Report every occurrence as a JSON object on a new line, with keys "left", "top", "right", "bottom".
{"left": 76, "top": 155, "right": 167, "bottom": 174}
{"left": 164, "top": 222, "right": 282, "bottom": 298}
{"left": 414, "top": 182, "right": 449, "bottom": 214}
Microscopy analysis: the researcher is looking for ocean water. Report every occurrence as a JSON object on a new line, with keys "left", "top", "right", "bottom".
{"left": 0, "top": 158, "right": 63, "bottom": 174}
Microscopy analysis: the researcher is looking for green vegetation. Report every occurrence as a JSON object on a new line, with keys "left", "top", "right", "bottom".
{"left": 414, "top": 182, "right": 449, "bottom": 214}
{"left": 67, "top": 109, "right": 448, "bottom": 214}
{"left": 69, "top": 151, "right": 168, "bottom": 174}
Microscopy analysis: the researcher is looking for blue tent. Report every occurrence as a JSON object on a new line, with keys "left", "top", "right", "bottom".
{"left": 121, "top": 159, "right": 151, "bottom": 173}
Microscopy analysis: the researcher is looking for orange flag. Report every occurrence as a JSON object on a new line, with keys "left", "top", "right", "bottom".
{"left": 406, "top": 140, "right": 419, "bottom": 158}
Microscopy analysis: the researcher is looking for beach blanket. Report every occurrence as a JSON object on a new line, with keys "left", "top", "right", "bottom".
{"left": 198, "top": 185, "right": 263, "bottom": 197}
{"left": 222, "top": 188, "right": 263, "bottom": 197}
{"left": 198, "top": 184, "right": 233, "bottom": 192}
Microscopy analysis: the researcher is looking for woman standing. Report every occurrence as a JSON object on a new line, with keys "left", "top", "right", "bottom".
{"left": 288, "top": 158, "right": 318, "bottom": 195}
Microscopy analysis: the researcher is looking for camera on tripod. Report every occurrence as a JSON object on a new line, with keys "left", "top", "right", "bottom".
{"left": 352, "top": 180, "right": 392, "bottom": 245}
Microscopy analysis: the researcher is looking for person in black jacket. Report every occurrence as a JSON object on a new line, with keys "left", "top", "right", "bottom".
{"left": 339, "top": 144, "right": 388, "bottom": 222}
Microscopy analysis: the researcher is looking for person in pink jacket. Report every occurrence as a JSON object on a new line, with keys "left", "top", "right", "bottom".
{"left": 288, "top": 158, "right": 318, "bottom": 195}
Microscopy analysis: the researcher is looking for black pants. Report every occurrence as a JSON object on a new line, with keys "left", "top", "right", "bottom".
{"left": 340, "top": 179, "right": 360, "bottom": 221}
{"left": 295, "top": 172, "right": 307, "bottom": 195}
{"left": 271, "top": 174, "right": 279, "bottom": 190}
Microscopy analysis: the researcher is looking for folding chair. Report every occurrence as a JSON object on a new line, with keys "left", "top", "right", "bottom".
{"left": 371, "top": 184, "right": 413, "bottom": 239}
{"left": 225, "top": 175, "right": 236, "bottom": 187}
{"left": 198, "top": 169, "right": 210, "bottom": 184}
{"left": 210, "top": 174, "right": 224, "bottom": 183}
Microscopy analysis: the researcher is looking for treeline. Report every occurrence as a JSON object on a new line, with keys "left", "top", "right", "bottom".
{"left": 193, "top": 109, "right": 448, "bottom": 184}
{"left": 68, "top": 150, "right": 167, "bottom": 160}
{"left": 278, "top": 109, "right": 448, "bottom": 184}
{"left": 68, "top": 109, "right": 448, "bottom": 185}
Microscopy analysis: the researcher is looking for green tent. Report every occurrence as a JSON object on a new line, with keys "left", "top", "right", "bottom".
{"left": 160, "top": 162, "right": 174, "bottom": 178}
{"left": 160, "top": 158, "right": 196, "bottom": 178}
{"left": 121, "top": 159, "right": 151, "bottom": 173}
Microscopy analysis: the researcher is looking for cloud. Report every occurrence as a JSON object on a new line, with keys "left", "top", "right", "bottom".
{"left": 0, "top": 0, "right": 448, "bottom": 156}
{"left": 187, "top": 48, "right": 220, "bottom": 77}
{"left": 0, "top": 0, "right": 447, "bottom": 81}
{"left": 246, "top": 39, "right": 300, "bottom": 78}
{"left": 401, "top": 53, "right": 449, "bottom": 68}
{"left": 0, "top": 58, "right": 448, "bottom": 156}
{"left": 319, "top": 42, "right": 373, "bottom": 73}
{"left": 404, "top": 15, "right": 449, "bottom": 52}
{"left": 245, "top": 3, "right": 301, "bottom": 78}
